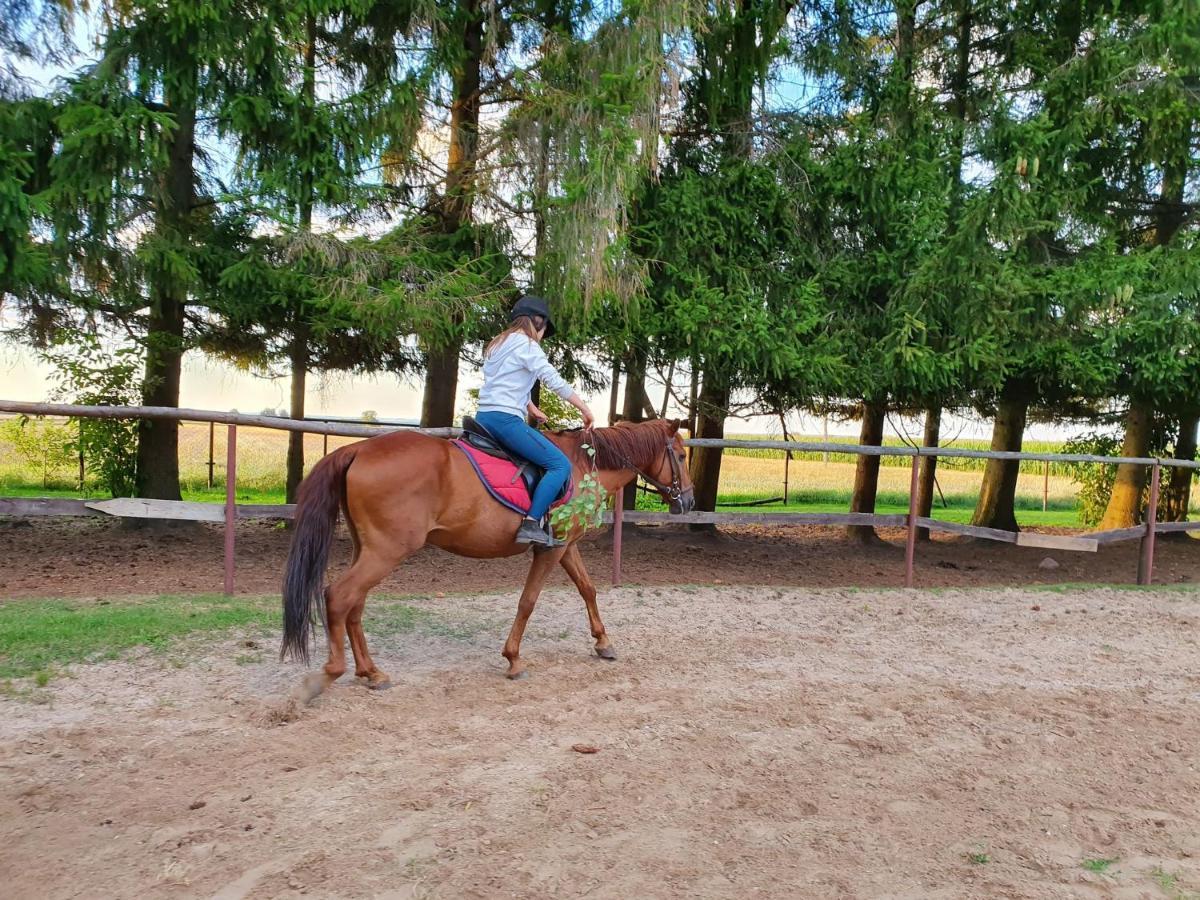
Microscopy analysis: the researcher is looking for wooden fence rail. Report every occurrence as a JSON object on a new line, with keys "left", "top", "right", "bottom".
{"left": 2, "top": 400, "right": 1198, "bottom": 593}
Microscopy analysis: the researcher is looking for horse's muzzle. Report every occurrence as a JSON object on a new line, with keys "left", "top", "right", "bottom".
{"left": 669, "top": 488, "right": 695, "bottom": 515}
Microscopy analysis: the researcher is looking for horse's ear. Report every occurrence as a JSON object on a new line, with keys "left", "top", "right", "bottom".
{"left": 668, "top": 418, "right": 682, "bottom": 434}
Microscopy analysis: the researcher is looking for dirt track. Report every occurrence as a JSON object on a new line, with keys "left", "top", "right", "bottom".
{"left": 3, "top": 517, "right": 1200, "bottom": 599}
{"left": 2, "top": 584, "right": 1199, "bottom": 898}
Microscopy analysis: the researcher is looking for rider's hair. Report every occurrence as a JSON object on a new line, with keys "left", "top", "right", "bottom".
{"left": 485, "top": 314, "right": 545, "bottom": 357}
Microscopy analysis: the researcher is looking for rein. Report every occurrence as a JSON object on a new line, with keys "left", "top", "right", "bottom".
{"left": 610, "top": 436, "right": 685, "bottom": 503}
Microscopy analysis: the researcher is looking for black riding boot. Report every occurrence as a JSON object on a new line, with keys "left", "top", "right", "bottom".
{"left": 515, "top": 516, "right": 560, "bottom": 547}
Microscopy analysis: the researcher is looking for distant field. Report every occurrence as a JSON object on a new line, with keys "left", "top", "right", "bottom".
{"left": 719, "top": 433, "right": 1077, "bottom": 475}
{"left": 706, "top": 455, "right": 1082, "bottom": 527}
{"left": 0, "top": 419, "right": 1095, "bottom": 527}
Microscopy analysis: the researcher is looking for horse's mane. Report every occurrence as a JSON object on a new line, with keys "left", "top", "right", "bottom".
{"left": 563, "top": 419, "right": 678, "bottom": 471}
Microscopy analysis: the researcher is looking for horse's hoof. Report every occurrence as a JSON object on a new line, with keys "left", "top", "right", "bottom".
{"left": 366, "top": 678, "right": 394, "bottom": 691}
{"left": 505, "top": 666, "right": 528, "bottom": 680}
{"left": 595, "top": 645, "right": 617, "bottom": 661}
{"left": 293, "top": 672, "right": 330, "bottom": 706}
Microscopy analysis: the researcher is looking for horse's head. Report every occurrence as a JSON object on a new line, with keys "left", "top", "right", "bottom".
{"left": 588, "top": 418, "right": 695, "bottom": 514}
{"left": 642, "top": 419, "right": 695, "bottom": 515}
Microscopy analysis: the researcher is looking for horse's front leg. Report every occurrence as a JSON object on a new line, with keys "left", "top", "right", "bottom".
{"left": 501, "top": 548, "right": 565, "bottom": 679}
{"left": 559, "top": 543, "right": 615, "bottom": 660}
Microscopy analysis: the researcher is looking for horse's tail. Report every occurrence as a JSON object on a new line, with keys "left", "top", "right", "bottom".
{"left": 281, "top": 443, "right": 361, "bottom": 664}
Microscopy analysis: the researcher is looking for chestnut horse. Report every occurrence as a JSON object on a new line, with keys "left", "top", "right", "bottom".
{"left": 281, "top": 418, "right": 694, "bottom": 701}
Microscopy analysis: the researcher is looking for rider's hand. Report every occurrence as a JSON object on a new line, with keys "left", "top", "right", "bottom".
{"left": 580, "top": 406, "right": 595, "bottom": 430}
{"left": 528, "top": 404, "right": 548, "bottom": 424}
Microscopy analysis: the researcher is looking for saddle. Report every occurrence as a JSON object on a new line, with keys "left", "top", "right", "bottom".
{"left": 451, "top": 416, "right": 572, "bottom": 517}
{"left": 459, "top": 416, "right": 543, "bottom": 495}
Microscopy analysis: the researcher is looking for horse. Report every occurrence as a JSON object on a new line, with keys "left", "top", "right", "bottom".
{"left": 280, "top": 417, "right": 695, "bottom": 701}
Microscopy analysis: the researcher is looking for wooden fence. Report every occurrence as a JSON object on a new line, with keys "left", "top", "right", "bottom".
{"left": 2, "top": 400, "right": 1198, "bottom": 593}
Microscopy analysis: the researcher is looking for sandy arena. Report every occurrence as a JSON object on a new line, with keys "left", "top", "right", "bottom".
{"left": 2, "top": 578, "right": 1198, "bottom": 898}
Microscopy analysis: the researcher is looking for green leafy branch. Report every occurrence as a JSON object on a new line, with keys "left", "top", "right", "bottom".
{"left": 549, "top": 442, "right": 608, "bottom": 539}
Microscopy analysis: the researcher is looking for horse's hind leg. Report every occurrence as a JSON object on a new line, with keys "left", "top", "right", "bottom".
{"left": 560, "top": 543, "right": 615, "bottom": 660}
{"left": 347, "top": 596, "right": 389, "bottom": 689}
{"left": 301, "top": 544, "right": 409, "bottom": 702}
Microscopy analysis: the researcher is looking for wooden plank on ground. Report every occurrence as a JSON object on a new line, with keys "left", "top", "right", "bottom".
{"left": 0, "top": 498, "right": 102, "bottom": 518}
{"left": 237, "top": 504, "right": 294, "bottom": 519}
{"left": 1014, "top": 532, "right": 1098, "bottom": 552}
{"left": 85, "top": 498, "right": 225, "bottom": 523}
{"left": 917, "top": 517, "right": 1098, "bottom": 551}
{"left": 602, "top": 510, "right": 908, "bottom": 527}
{"left": 1154, "top": 521, "right": 1200, "bottom": 534}
{"left": 1090, "top": 526, "right": 1147, "bottom": 545}
{"left": 915, "top": 517, "right": 1017, "bottom": 543}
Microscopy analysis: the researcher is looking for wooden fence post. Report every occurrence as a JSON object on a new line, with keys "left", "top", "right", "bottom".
{"left": 224, "top": 424, "right": 237, "bottom": 596}
{"left": 783, "top": 453, "right": 789, "bottom": 506}
{"left": 1138, "top": 462, "right": 1160, "bottom": 586}
{"left": 77, "top": 418, "right": 85, "bottom": 490}
{"left": 1043, "top": 460, "right": 1049, "bottom": 513}
{"left": 904, "top": 453, "right": 920, "bottom": 587}
{"left": 208, "top": 421, "right": 216, "bottom": 489}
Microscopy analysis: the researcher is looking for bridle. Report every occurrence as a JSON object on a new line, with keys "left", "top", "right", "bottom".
{"left": 608, "top": 435, "right": 691, "bottom": 510}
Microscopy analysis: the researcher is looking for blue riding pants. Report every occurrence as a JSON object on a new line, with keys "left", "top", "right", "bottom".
{"left": 475, "top": 411, "right": 572, "bottom": 520}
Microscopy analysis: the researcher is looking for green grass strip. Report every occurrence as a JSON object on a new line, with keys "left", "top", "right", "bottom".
{"left": 0, "top": 593, "right": 449, "bottom": 683}
{"left": 0, "top": 594, "right": 281, "bottom": 681}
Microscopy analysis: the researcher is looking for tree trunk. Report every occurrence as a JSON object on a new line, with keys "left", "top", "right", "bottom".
{"left": 607, "top": 356, "right": 620, "bottom": 425}
{"left": 688, "top": 370, "right": 730, "bottom": 524}
{"left": 286, "top": 13, "right": 318, "bottom": 505}
{"left": 687, "top": 356, "right": 698, "bottom": 435}
{"left": 970, "top": 397, "right": 1027, "bottom": 532}
{"left": 660, "top": 358, "right": 675, "bottom": 418}
{"left": 285, "top": 325, "right": 308, "bottom": 504}
{"left": 421, "top": 343, "right": 461, "bottom": 428}
{"left": 846, "top": 400, "right": 886, "bottom": 543}
{"left": 1163, "top": 411, "right": 1198, "bottom": 529}
{"left": 136, "top": 72, "right": 196, "bottom": 501}
{"left": 621, "top": 350, "right": 647, "bottom": 423}
{"left": 527, "top": 381, "right": 541, "bottom": 427}
{"left": 916, "top": 406, "right": 941, "bottom": 541}
{"left": 1098, "top": 403, "right": 1154, "bottom": 530}
{"left": 1133, "top": 124, "right": 1192, "bottom": 531}
{"left": 621, "top": 350, "right": 647, "bottom": 510}
{"left": 421, "top": 0, "right": 482, "bottom": 426}
{"left": 896, "top": 0, "right": 916, "bottom": 134}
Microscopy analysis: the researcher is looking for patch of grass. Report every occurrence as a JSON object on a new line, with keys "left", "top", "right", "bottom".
{"left": 1029, "top": 583, "right": 1200, "bottom": 595}
{"left": 1082, "top": 857, "right": 1119, "bottom": 874}
{"left": 1154, "top": 868, "right": 1179, "bottom": 893}
{"left": 366, "top": 594, "right": 499, "bottom": 642}
{"left": 364, "top": 601, "right": 436, "bottom": 637}
{"left": 1151, "top": 867, "right": 1200, "bottom": 900}
{"left": 966, "top": 851, "right": 990, "bottom": 865}
{"left": 0, "top": 594, "right": 448, "bottom": 683}
{"left": 710, "top": 493, "right": 1081, "bottom": 527}
{"left": 0, "top": 594, "right": 278, "bottom": 681}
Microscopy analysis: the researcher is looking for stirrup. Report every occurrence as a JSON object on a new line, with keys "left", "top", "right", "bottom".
{"left": 516, "top": 517, "right": 562, "bottom": 548}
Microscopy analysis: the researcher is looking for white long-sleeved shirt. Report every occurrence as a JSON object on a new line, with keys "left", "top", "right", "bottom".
{"left": 477, "top": 332, "right": 574, "bottom": 419}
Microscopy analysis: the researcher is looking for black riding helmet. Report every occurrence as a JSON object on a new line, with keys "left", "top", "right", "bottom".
{"left": 510, "top": 294, "right": 555, "bottom": 338}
